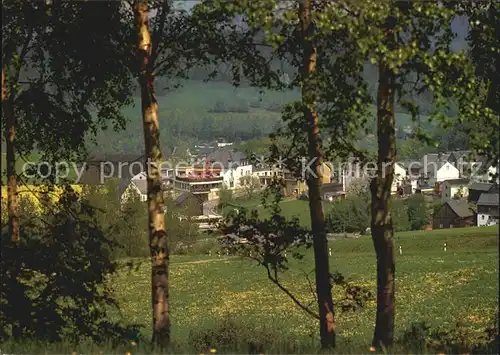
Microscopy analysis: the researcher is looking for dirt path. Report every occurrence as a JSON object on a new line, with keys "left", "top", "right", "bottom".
{"left": 173, "top": 257, "right": 235, "bottom": 266}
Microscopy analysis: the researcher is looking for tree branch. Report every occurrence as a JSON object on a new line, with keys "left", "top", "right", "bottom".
{"left": 301, "top": 268, "right": 318, "bottom": 304}
{"left": 151, "top": 0, "right": 170, "bottom": 67}
{"left": 264, "top": 263, "right": 320, "bottom": 320}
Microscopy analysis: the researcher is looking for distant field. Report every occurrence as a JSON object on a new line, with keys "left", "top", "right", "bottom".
{"left": 225, "top": 194, "right": 337, "bottom": 227}
{"left": 111, "top": 225, "right": 498, "bottom": 348}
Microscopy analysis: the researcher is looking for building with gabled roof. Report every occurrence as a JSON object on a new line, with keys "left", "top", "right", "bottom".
{"left": 432, "top": 199, "right": 476, "bottom": 229}
{"left": 468, "top": 182, "right": 499, "bottom": 204}
{"left": 476, "top": 193, "right": 499, "bottom": 227}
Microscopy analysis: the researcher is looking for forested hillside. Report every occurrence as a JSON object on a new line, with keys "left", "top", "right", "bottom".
{"left": 87, "top": 79, "right": 466, "bottom": 158}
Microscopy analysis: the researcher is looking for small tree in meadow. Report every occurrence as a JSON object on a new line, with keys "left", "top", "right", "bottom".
{"left": 240, "top": 175, "right": 261, "bottom": 199}
{"left": 406, "top": 194, "right": 430, "bottom": 231}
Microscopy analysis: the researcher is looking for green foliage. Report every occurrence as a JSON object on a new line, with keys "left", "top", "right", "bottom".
{"left": 391, "top": 198, "right": 411, "bottom": 233}
{"left": 82, "top": 183, "right": 201, "bottom": 257}
{"left": 209, "top": 98, "right": 249, "bottom": 113}
{"left": 103, "top": 226, "right": 497, "bottom": 348}
{"left": 397, "top": 138, "right": 435, "bottom": 160}
{"left": 0, "top": 187, "right": 139, "bottom": 343}
{"left": 399, "top": 314, "right": 499, "bottom": 354}
{"left": 406, "top": 194, "right": 430, "bottom": 231}
{"left": 81, "top": 181, "right": 149, "bottom": 259}
{"left": 2, "top": 0, "right": 133, "bottom": 177}
{"left": 218, "top": 185, "right": 234, "bottom": 209}
{"left": 188, "top": 318, "right": 303, "bottom": 354}
{"left": 463, "top": 1, "right": 500, "bottom": 168}
{"left": 116, "top": 192, "right": 149, "bottom": 258}
{"left": 239, "top": 175, "right": 261, "bottom": 199}
{"left": 326, "top": 193, "right": 371, "bottom": 234}
{"left": 218, "top": 183, "right": 372, "bottom": 322}
{"left": 164, "top": 195, "right": 201, "bottom": 254}
{"left": 327, "top": 194, "right": 430, "bottom": 234}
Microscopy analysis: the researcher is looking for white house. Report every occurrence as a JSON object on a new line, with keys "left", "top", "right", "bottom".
{"left": 419, "top": 154, "right": 460, "bottom": 187}
{"left": 222, "top": 163, "right": 253, "bottom": 189}
{"left": 440, "top": 178, "right": 470, "bottom": 202}
{"left": 473, "top": 165, "right": 499, "bottom": 184}
{"left": 392, "top": 162, "right": 407, "bottom": 194}
{"left": 201, "top": 149, "right": 251, "bottom": 190}
{"left": 448, "top": 151, "right": 499, "bottom": 183}
{"left": 476, "top": 193, "right": 499, "bottom": 226}
{"left": 120, "top": 172, "right": 148, "bottom": 203}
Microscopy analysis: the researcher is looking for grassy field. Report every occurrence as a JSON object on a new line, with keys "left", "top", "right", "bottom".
{"left": 109, "top": 226, "right": 498, "bottom": 351}
{"left": 225, "top": 193, "right": 337, "bottom": 227}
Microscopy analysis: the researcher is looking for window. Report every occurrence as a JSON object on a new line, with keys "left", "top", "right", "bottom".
{"left": 482, "top": 215, "right": 485, "bottom": 220}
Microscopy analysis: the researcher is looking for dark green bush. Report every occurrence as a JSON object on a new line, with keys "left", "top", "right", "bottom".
{"left": 188, "top": 318, "right": 305, "bottom": 354}
{"left": 399, "top": 317, "right": 499, "bottom": 354}
{"left": 0, "top": 186, "right": 140, "bottom": 344}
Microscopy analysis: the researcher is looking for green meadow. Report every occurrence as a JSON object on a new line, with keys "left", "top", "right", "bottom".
{"left": 103, "top": 225, "right": 498, "bottom": 352}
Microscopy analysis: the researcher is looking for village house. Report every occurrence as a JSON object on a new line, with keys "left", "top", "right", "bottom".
{"left": 172, "top": 191, "right": 204, "bottom": 216}
{"left": 159, "top": 148, "right": 252, "bottom": 202}
{"left": 253, "top": 168, "right": 305, "bottom": 197}
{"left": 476, "top": 193, "right": 499, "bottom": 227}
{"left": 119, "top": 172, "right": 147, "bottom": 203}
{"left": 77, "top": 153, "right": 147, "bottom": 185}
{"left": 447, "top": 151, "right": 498, "bottom": 183}
{"left": 203, "top": 149, "right": 252, "bottom": 190}
{"left": 439, "top": 178, "right": 470, "bottom": 201}
{"left": 252, "top": 163, "right": 332, "bottom": 198}
{"left": 392, "top": 162, "right": 408, "bottom": 195}
{"left": 321, "top": 182, "right": 345, "bottom": 202}
{"left": 432, "top": 199, "right": 476, "bottom": 229}
{"left": 447, "top": 150, "right": 473, "bottom": 168}
{"left": 468, "top": 182, "right": 499, "bottom": 204}
{"left": 418, "top": 153, "right": 459, "bottom": 188}
{"left": 472, "top": 156, "right": 499, "bottom": 184}
{"left": 399, "top": 161, "right": 419, "bottom": 193}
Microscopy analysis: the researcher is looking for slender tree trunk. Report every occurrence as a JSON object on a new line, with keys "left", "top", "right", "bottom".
{"left": 299, "top": 0, "right": 335, "bottom": 348}
{"left": 134, "top": 1, "right": 170, "bottom": 348}
{"left": 370, "top": 18, "right": 397, "bottom": 349}
{"left": 2, "top": 73, "right": 20, "bottom": 244}
{"left": 3, "top": 70, "right": 23, "bottom": 341}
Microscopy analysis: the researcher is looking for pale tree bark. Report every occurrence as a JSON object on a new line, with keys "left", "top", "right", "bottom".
{"left": 370, "top": 17, "right": 397, "bottom": 349}
{"left": 299, "top": 0, "right": 335, "bottom": 348}
{"left": 133, "top": 1, "right": 170, "bottom": 347}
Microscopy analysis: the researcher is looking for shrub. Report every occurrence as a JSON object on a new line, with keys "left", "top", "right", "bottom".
{"left": 209, "top": 98, "right": 249, "bottom": 113}
{"left": 0, "top": 186, "right": 140, "bottom": 344}
{"left": 326, "top": 192, "right": 370, "bottom": 233}
{"left": 391, "top": 198, "right": 411, "bottom": 232}
{"left": 188, "top": 318, "right": 304, "bottom": 354}
{"left": 406, "top": 194, "right": 430, "bottom": 230}
{"left": 399, "top": 318, "right": 499, "bottom": 354}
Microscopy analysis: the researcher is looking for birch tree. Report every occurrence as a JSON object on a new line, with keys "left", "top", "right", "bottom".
{"left": 193, "top": 0, "right": 369, "bottom": 348}
{"left": 321, "top": 0, "right": 492, "bottom": 347}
